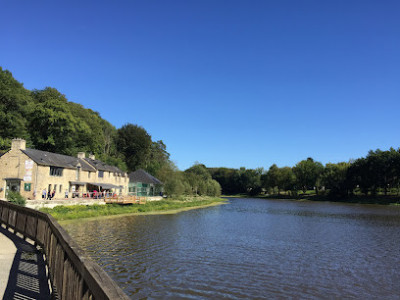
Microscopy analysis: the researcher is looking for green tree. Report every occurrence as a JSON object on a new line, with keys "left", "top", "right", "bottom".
{"left": 206, "top": 179, "right": 222, "bottom": 197}
{"left": 155, "top": 161, "right": 186, "bottom": 197}
{"left": 67, "top": 102, "right": 107, "bottom": 155}
{"left": 321, "top": 162, "right": 350, "bottom": 197}
{"left": 184, "top": 164, "right": 211, "bottom": 195}
{"left": 263, "top": 165, "right": 296, "bottom": 194}
{"left": 116, "top": 123, "right": 152, "bottom": 171}
{"left": 293, "top": 158, "right": 324, "bottom": 193}
{"left": 29, "top": 88, "right": 77, "bottom": 154}
{"left": 347, "top": 148, "right": 400, "bottom": 196}
{"left": 209, "top": 167, "right": 242, "bottom": 194}
{"left": 184, "top": 164, "right": 221, "bottom": 196}
{"left": 347, "top": 157, "right": 370, "bottom": 195}
{"left": 276, "top": 167, "right": 296, "bottom": 192}
{"left": 0, "top": 67, "right": 32, "bottom": 150}
{"left": 146, "top": 140, "right": 170, "bottom": 176}
{"left": 264, "top": 164, "right": 279, "bottom": 193}
{"left": 239, "top": 167, "right": 262, "bottom": 195}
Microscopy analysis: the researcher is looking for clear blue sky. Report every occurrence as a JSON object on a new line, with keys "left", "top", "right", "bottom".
{"left": 1, "top": 0, "right": 399, "bottom": 170}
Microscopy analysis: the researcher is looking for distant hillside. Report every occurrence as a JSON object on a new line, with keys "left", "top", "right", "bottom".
{"left": 0, "top": 67, "right": 169, "bottom": 174}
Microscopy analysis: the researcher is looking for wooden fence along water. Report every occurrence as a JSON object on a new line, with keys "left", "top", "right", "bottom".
{"left": 0, "top": 200, "right": 130, "bottom": 300}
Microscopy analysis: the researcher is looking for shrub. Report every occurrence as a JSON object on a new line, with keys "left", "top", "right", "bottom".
{"left": 7, "top": 191, "right": 26, "bottom": 206}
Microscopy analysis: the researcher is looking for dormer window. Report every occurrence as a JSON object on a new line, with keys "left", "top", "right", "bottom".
{"left": 50, "top": 166, "right": 63, "bottom": 177}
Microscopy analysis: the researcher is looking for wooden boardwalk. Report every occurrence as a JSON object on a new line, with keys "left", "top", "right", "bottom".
{"left": 105, "top": 195, "right": 147, "bottom": 205}
{"left": 0, "top": 225, "right": 51, "bottom": 299}
{"left": 0, "top": 200, "right": 130, "bottom": 299}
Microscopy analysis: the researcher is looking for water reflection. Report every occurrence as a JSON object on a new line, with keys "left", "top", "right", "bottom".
{"left": 62, "top": 198, "right": 400, "bottom": 299}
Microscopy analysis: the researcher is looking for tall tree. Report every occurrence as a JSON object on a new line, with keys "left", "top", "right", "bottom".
{"left": 209, "top": 167, "right": 242, "bottom": 195}
{"left": 264, "top": 164, "right": 280, "bottom": 192}
{"left": 184, "top": 163, "right": 221, "bottom": 196}
{"left": 293, "top": 158, "right": 324, "bottom": 193}
{"left": 321, "top": 162, "right": 350, "bottom": 196}
{"left": 0, "top": 67, "right": 32, "bottom": 150}
{"left": 276, "top": 167, "right": 296, "bottom": 192}
{"left": 116, "top": 123, "right": 152, "bottom": 171}
{"left": 239, "top": 167, "right": 262, "bottom": 195}
{"left": 29, "top": 88, "right": 76, "bottom": 154}
{"left": 146, "top": 140, "right": 170, "bottom": 176}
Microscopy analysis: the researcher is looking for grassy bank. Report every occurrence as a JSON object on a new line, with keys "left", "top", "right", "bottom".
{"left": 40, "top": 196, "right": 226, "bottom": 221}
{"left": 224, "top": 193, "right": 400, "bottom": 205}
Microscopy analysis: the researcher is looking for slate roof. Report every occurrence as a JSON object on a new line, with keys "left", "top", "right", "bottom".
{"left": 84, "top": 158, "right": 124, "bottom": 174}
{"left": 22, "top": 148, "right": 99, "bottom": 172}
{"left": 129, "top": 169, "right": 163, "bottom": 185}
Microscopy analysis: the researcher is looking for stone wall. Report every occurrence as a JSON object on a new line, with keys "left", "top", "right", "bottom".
{"left": 0, "top": 146, "right": 129, "bottom": 200}
{"left": 0, "top": 148, "right": 33, "bottom": 199}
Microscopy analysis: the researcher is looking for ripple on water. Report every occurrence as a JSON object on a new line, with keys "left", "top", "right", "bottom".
{"left": 62, "top": 199, "right": 400, "bottom": 299}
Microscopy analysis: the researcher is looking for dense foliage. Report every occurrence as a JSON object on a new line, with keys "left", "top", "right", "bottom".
{"left": 0, "top": 67, "right": 221, "bottom": 197}
{"left": 3, "top": 67, "right": 399, "bottom": 202}
{"left": 209, "top": 149, "right": 400, "bottom": 202}
{"left": 0, "top": 67, "right": 173, "bottom": 172}
{"left": 7, "top": 191, "right": 26, "bottom": 206}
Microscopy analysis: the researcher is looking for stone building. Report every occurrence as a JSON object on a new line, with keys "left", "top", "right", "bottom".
{"left": 0, "top": 139, "right": 129, "bottom": 200}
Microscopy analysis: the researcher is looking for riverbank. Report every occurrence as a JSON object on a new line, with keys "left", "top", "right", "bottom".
{"left": 223, "top": 194, "right": 400, "bottom": 205}
{"left": 40, "top": 197, "right": 226, "bottom": 221}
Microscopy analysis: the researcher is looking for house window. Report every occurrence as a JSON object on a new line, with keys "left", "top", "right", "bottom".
{"left": 98, "top": 171, "right": 104, "bottom": 178}
{"left": 59, "top": 185, "right": 62, "bottom": 193}
{"left": 88, "top": 172, "right": 91, "bottom": 179}
{"left": 50, "top": 166, "right": 63, "bottom": 176}
{"left": 24, "top": 183, "right": 31, "bottom": 191}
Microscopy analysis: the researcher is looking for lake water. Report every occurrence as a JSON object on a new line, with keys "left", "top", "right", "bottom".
{"left": 62, "top": 198, "right": 400, "bottom": 299}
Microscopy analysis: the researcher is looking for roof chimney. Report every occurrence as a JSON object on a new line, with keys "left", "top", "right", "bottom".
{"left": 89, "top": 154, "right": 95, "bottom": 160}
{"left": 77, "top": 152, "right": 85, "bottom": 159}
{"left": 11, "top": 138, "right": 26, "bottom": 151}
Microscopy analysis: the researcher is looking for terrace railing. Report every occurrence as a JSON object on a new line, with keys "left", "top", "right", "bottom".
{"left": 104, "top": 195, "right": 147, "bottom": 204}
{"left": 0, "top": 200, "right": 130, "bottom": 300}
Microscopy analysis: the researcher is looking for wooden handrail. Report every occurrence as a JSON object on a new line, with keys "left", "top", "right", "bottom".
{"left": 0, "top": 200, "right": 130, "bottom": 300}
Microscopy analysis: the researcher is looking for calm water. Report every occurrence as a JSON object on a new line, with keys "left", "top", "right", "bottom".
{"left": 62, "top": 198, "right": 400, "bottom": 299}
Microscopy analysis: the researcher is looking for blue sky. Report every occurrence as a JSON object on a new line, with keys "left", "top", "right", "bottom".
{"left": 1, "top": 0, "right": 399, "bottom": 170}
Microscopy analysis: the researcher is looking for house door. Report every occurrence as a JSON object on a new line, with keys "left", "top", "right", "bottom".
{"left": 6, "top": 179, "right": 21, "bottom": 196}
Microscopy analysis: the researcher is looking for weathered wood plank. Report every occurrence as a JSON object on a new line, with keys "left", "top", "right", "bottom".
{"left": 1, "top": 206, "right": 8, "bottom": 223}
{"left": 8, "top": 209, "right": 17, "bottom": 228}
{"left": 36, "top": 218, "right": 46, "bottom": 246}
{"left": 55, "top": 243, "right": 65, "bottom": 299}
{"left": 25, "top": 214, "right": 37, "bottom": 239}
{"left": 15, "top": 212, "right": 26, "bottom": 233}
{"left": 0, "top": 200, "right": 130, "bottom": 300}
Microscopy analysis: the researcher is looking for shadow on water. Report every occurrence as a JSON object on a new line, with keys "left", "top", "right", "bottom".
{"left": 0, "top": 226, "right": 50, "bottom": 300}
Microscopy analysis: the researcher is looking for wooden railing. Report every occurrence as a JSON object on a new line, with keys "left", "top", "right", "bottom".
{"left": 105, "top": 195, "right": 147, "bottom": 204}
{"left": 0, "top": 200, "right": 130, "bottom": 300}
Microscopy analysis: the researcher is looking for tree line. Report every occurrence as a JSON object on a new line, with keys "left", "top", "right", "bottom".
{"left": 209, "top": 148, "right": 400, "bottom": 200}
{"left": 4, "top": 66, "right": 398, "bottom": 201}
{"left": 0, "top": 67, "right": 221, "bottom": 197}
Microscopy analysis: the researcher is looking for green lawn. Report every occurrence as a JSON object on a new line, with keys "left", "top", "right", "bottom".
{"left": 40, "top": 196, "right": 225, "bottom": 220}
